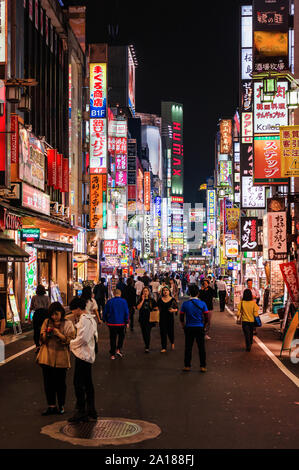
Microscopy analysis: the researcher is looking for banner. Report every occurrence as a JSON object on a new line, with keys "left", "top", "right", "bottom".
{"left": 240, "top": 217, "right": 259, "bottom": 252}
{"left": 90, "top": 174, "right": 103, "bottom": 229}
{"left": 220, "top": 119, "right": 232, "bottom": 154}
{"left": 103, "top": 240, "right": 118, "bottom": 255}
{"left": 280, "top": 125, "right": 299, "bottom": 177}
{"left": 10, "top": 115, "right": 18, "bottom": 164}
{"left": 225, "top": 239, "right": 239, "bottom": 258}
{"left": 267, "top": 211, "right": 287, "bottom": 260}
{"left": 55, "top": 153, "right": 63, "bottom": 191}
{"left": 144, "top": 171, "right": 151, "bottom": 212}
{"left": 62, "top": 158, "right": 69, "bottom": 193}
{"left": 253, "top": 135, "right": 288, "bottom": 185}
{"left": 279, "top": 261, "right": 299, "bottom": 303}
{"left": 47, "top": 149, "right": 56, "bottom": 187}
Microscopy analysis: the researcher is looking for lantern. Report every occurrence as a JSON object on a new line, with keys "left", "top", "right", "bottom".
{"left": 5, "top": 85, "right": 21, "bottom": 104}
{"left": 262, "top": 77, "right": 277, "bottom": 96}
{"left": 286, "top": 89, "right": 299, "bottom": 109}
{"left": 18, "top": 92, "right": 31, "bottom": 112}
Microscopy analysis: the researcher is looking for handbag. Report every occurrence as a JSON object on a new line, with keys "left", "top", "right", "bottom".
{"left": 149, "top": 306, "right": 160, "bottom": 323}
{"left": 254, "top": 315, "right": 262, "bottom": 327}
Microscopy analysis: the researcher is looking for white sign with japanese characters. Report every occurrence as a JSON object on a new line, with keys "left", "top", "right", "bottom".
{"left": 254, "top": 81, "right": 288, "bottom": 134}
{"left": 242, "top": 176, "right": 265, "bottom": 209}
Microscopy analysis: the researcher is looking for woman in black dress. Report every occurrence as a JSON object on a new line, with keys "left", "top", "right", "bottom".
{"left": 157, "top": 286, "right": 178, "bottom": 353}
{"left": 136, "top": 287, "right": 158, "bottom": 352}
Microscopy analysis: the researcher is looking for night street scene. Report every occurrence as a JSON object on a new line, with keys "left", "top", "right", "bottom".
{"left": 0, "top": 0, "right": 299, "bottom": 463}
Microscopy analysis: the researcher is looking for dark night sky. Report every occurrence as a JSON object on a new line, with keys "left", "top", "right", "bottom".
{"left": 64, "top": 0, "right": 243, "bottom": 203}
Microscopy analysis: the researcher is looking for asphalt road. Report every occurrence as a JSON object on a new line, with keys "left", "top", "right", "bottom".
{"left": 0, "top": 303, "right": 298, "bottom": 450}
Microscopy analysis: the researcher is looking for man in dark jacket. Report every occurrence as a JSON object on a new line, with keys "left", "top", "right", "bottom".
{"left": 103, "top": 289, "right": 129, "bottom": 360}
{"left": 122, "top": 278, "right": 137, "bottom": 331}
{"left": 93, "top": 278, "right": 108, "bottom": 320}
{"left": 116, "top": 277, "right": 126, "bottom": 294}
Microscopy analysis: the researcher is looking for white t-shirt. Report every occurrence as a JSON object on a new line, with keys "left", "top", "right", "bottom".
{"left": 189, "top": 275, "right": 196, "bottom": 284}
{"left": 150, "top": 281, "right": 160, "bottom": 293}
{"left": 216, "top": 280, "right": 227, "bottom": 291}
{"left": 85, "top": 298, "right": 98, "bottom": 316}
{"left": 70, "top": 313, "right": 98, "bottom": 364}
{"left": 135, "top": 280, "right": 144, "bottom": 295}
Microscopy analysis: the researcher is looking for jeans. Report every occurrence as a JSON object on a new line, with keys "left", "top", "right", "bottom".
{"left": 73, "top": 357, "right": 96, "bottom": 414}
{"left": 140, "top": 321, "right": 153, "bottom": 349}
{"left": 109, "top": 326, "right": 126, "bottom": 355}
{"left": 219, "top": 291, "right": 226, "bottom": 312}
{"left": 160, "top": 318, "right": 174, "bottom": 349}
{"left": 184, "top": 327, "right": 206, "bottom": 368}
{"left": 242, "top": 321, "right": 254, "bottom": 350}
{"left": 41, "top": 365, "right": 67, "bottom": 408}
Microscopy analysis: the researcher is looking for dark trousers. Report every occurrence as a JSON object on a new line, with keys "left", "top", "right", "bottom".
{"left": 242, "top": 321, "right": 254, "bottom": 350}
{"left": 96, "top": 299, "right": 105, "bottom": 319}
{"left": 184, "top": 327, "right": 206, "bottom": 368}
{"left": 129, "top": 307, "right": 135, "bottom": 331}
{"left": 219, "top": 291, "right": 226, "bottom": 312}
{"left": 109, "top": 326, "right": 126, "bottom": 355}
{"left": 140, "top": 322, "right": 153, "bottom": 349}
{"left": 41, "top": 365, "right": 67, "bottom": 408}
{"left": 32, "top": 309, "right": 48, "bottom": 347}
{"left": 160, "top": 318, "right": 174, "bottom": 349}
{"left": 73, "top": 357, "right": 96, "bottom": 414}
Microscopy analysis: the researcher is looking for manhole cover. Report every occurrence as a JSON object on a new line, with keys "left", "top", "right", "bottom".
{"left": 61, "top": 420, "right": 142, "bottom": 440}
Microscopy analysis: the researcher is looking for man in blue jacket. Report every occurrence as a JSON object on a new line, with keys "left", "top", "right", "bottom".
{"left": 103, "top": 289, "right": 129, "bottom": 360}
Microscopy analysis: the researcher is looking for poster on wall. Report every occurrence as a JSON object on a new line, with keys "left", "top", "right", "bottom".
{"left": 19, "top": 127, "right": 45, "bottom": 191}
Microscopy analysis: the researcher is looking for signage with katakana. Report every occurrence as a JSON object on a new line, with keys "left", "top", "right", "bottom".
{"left": 280, "top": 125, "right": 299, "bottom": 177}
{"left": 254, "top": 81, "right": 288, "bottom": 134}
{"left": 90, "top": 118, "right": 107, "bottom": 174}
{"left": 254, "top": 135, "right": 288, "bottom": 185}
{"left": 279, "top": 261, "right": 299, "bottom": 303}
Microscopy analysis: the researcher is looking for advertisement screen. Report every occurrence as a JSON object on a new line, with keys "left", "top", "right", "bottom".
{"left": 171, "top": 104, "right": 183, "bottom": 196}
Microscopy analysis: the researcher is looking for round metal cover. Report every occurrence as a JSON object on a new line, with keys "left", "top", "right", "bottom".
{"left": 61, "top": 419, "right": 142, "bottom": 440}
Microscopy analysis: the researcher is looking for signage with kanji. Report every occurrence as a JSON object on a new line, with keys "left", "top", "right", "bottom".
{"left": 280, "top": 125, "right": 299, "bottom": 177}
{"left": 253, "top": 135, "right": 288, "bottom": 185}
{"left": 267, "top": 211, "right": 287, "bottom": 260}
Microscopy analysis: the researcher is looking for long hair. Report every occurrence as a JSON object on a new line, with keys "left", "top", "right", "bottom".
{"left": 242, "top": 288, "right": 253, "bottom": 301}
{"left": 81, "top": 286, "right": 92, "bottom": 301}
{"left": 137, "top": 286, "right": 153, "bottom": 306}
{"left": 48, "top": 302, "right": 66, "bottom": 321}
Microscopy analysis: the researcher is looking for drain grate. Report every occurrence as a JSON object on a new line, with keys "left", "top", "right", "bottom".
{"left": 61, "top": 419, "right": 142, "bottom": 440}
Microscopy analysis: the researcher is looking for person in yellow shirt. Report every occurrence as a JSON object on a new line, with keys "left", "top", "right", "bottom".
{"left": 237, "top": 289, "right": 260, "bottom": 352}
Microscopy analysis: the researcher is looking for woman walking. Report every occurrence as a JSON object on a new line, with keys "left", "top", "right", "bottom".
{"left": 169, "top": 278, "right": 179, "bottom": 302}
{"left": 157, "top": 286, "right": 178, "bottom": 352}
{"left": 81, "top": 286, "right": 101, "bottom": 323}
{"left": 136, "top": 287, "right": 158, "bottom": 353}
{"left": 198, "top": 279, "right": 215, "bottom": 340}
{"left": 30, "top": 285, "right": 51, "bottom": 349}
{"left": 36, "top": 302, "right": 75, "bottom": 415}
{"left": 237, "top": 289, "right": 260, "bottom": 352}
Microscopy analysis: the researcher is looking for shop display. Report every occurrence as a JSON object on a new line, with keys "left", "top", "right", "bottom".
{"left": 50, "top": 281, "right": 63, "bottom": 305}
{"left": 25, "top": 246, "right": 38, "bottom": 321}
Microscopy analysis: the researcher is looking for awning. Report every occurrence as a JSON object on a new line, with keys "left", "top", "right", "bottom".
{"left": 0, "top": 238, "right": 29, "bottom": 262}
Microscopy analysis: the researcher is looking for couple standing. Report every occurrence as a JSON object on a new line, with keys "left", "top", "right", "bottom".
{"left": 36, "top": 297, "right": 98, "bottom": 423}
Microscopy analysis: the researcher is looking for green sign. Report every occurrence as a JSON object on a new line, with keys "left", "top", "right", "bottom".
{"left": 20, "top": 228, "right": 40, "bottom": 242}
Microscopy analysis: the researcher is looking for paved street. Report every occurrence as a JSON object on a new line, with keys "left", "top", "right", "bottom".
{"left": 0, "top": 302, "right": 298, "bottom": 449}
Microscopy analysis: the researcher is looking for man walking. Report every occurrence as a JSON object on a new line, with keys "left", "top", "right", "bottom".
{"left": 216, "top": 276, "right": 228, "bottom": 312}
{"left": 180, "top": 284, "right": 209, "bottom": 372}
{"left": 103, "top": 289, "right": 129, "bottom": 360}
{"left": 93, "top": 278, "right": 108, "bottom": 320}
{"left": 68, "top": 297, "right": 98, "bottom": 423}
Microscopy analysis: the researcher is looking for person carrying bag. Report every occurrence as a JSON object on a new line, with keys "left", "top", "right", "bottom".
{"left": 237, "top": 289, "right": 261, "bottom": 352}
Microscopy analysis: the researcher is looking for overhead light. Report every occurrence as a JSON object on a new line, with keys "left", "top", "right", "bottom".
{"left": 260, "top": 87, "right": 274, "bottom": 103}
{"left": 18, "top": 92, "right": 31, "bottom": 112}
{"left": 6, "top": 84, "right": 21, "bottom": 104}
{"left": 286, "top": 89, "right": 299, "bottom": 109}
{"left": 262, "top": 77, "right": 277, "bottom": 96}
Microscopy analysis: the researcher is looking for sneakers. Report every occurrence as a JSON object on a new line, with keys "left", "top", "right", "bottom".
{"left": 110, "top": 355, "right": 116, "bottom": 360}
{"left": 41, "top": 406, "right": 58, "bottom": 416}
{"left": 116, "top": 351, "right": 124, "bottom": 358}
{"left": 200, "top": 367, "right": 207, "bottom": 373}
{"left": 160, "top": 349, "right": 167, "bottom": 353}
{"left": 144, "top": 349, "right": 150, "bottom": 353}
{"left": 182, "top": 366, "right": 191, "bottom": 372}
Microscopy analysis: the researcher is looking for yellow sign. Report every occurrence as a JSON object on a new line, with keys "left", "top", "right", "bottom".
{"left": 226, "top": 208, "right": 240, "bottom": 230}
{"left": 280, "top": 126, "right": 299, "bottom": 177}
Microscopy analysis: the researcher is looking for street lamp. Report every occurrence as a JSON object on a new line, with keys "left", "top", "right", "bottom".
{"left": 286, "top": 88, "right": 299, "bottom": 109}
{"left": 18, "top": 92, "right": 31, "bottom": 112}
{"left": 5, "top": 77, "right": 37, "bottom": 104}
{"left": 260, "top": 87, "right": 274, "bottom": 103}
{"left": 262, "top": 77, "right": 277, "bottom": 96}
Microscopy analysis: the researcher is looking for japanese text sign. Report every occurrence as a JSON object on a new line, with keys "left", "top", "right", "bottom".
{"left": 254, "top": 81, "right": 288, "bottom": 134}
{"left": 279, "top": 261, "right": 299, "bottom": 303}
{"left": 103, "top": 240, "right": 118, "bottom": 256}
{"left": 144, "top": 171, "right": 151, "bottom": 212}
{"left": 220, "top": 119, "right": 232, "bottom": 154}
{"left": 280, "top": 125, "right": 299, "bottom": 177}
{"left": 241, "top": 176, "right": 265, "bottom": 209}
{"left": 241, "top": 217, "right": 259, "bottom": 252}
{"left": 254, "top": 135, "right": 288, "bottom": 185}
{"left": 207, "top": 190, "right": 216, "bottom": 219}
{"left": 90, "top": 174, "right": 103, "bottom": 229}
{"left": 90, "top": 63, "right": 107, "bottom": 118}
{"left": 90, "top": 118, "right": 107, "bottom": 174}
{"left": 22, "top": 183, "right": 50, "bottom": 215}
{"left": 267, "top": 211, "right": 287, "bottom": 260}
{"left": 242, "top": 112, "right": 253, "bottom": 143}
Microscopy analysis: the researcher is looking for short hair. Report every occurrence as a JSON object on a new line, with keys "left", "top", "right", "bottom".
{"left": 188, "top": 284, "right": 199, "bottom": 297}
{"left": 48, "top": 301, "right": 65, "bottom": 319}
{"left": 243, "top": 288, "right": 253, "bottom": 301}
{"left": 127, "top": 278, "right": 133, "bottom": 286}
{"left": 36, "top": 284, "right": 46, "bottom": 296}
{"left": 114, "top": 289, "right": 122, "bottom": 296}
{"left": 247, "top": 278, "right": 253, "bottom": 283}
{"left": 219, "top": 276, "right": 222, "bottom": 280}
{"left": 81, "top": 286, "right": 92, "bottom": 300}
{"left": 69, "top": 296, "right": 87, "bottom": 311}
{"left": 101, "top": 278, "right": 106, "bottom": 283}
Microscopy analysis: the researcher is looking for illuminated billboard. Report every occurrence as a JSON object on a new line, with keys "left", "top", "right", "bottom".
{"left": 254, "top": 81, "right": 288, "bottom": 134}
{"left": 90, "top": 63, "right": 107, "bottom": 118}
{"left": 90, "top": 118, "right": 107, "bottom": 174}
{"left": 253, "top": 135, "right": 288, "bottom": 185}
{"left": 128, "top": 47, "right": 136, "bottom": 116}
{"left": 171, "top": 104, "right": 183, "bottom": 196}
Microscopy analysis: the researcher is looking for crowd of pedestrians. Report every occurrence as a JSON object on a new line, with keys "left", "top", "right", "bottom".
{"left": 30, "top": 270, "right": 261, "bottom": 423}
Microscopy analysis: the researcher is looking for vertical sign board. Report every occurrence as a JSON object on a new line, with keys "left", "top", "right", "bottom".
{"left": 220, "top": 120, "right": 232, "bottom": 154}
{"left": 0, "top": 80, "right": 5, "bottom": 184}
{"left": 90, "top": 63, "right": 107, "bottom": 118}
{"left": 253, "top": 0, "right": 289, "bottom": 73}
{"left": 144, "top": 171, "right": 151, "bottom": 212}
{"left": 254, "top": 81, "right": 288, "bottom": 134}
{"left": 253, "top": 135, "right": 288, "bottom": 185}
{"left": 241, "top": 176, "right": 265, "bottom": 209}
{"left": 267, "top": 211, "right": 287, "bottom": 260}
{"left": 171, "top": 104, "right": 183, "bottom": 196}
{"left": 90, "top": 174, "right": 103, "bottom": 229}
{"left": 280, "top": 125, "right": 299, "bottom": 177}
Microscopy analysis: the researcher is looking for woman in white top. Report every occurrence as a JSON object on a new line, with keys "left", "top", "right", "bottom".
{"left": 150, "top": 275, "right": 160, "bottom": 301}
{"left": 80, "top": 286, "right": 101, "bottom": 323}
